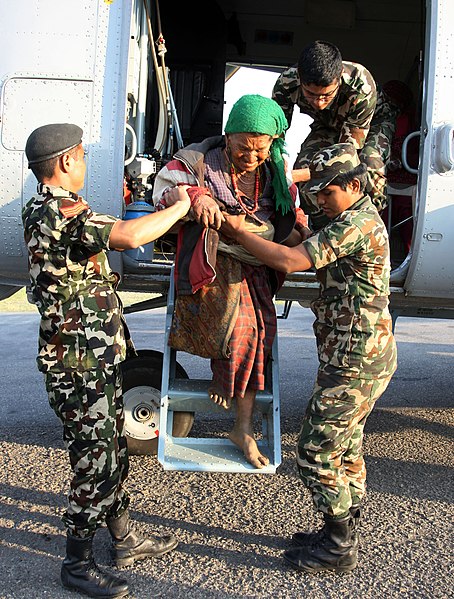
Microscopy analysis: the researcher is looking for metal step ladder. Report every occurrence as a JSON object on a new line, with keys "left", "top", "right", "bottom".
{"left": 157, "top": 267, "right": 281, "bottom": 473}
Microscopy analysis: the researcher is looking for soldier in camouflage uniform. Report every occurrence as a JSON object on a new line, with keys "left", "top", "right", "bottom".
{"left": 220, "top": 142, "right": 397, "bottom": 573}
{"left": 272, "top": 40, "right": 399, "bottom": 231}
{"left": 22, "top": 123, "right": 191, "bottom": 598}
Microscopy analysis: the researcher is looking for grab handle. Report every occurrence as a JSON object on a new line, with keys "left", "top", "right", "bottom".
{"left": 401, "top": 131, "right": 420, "bottom": 175}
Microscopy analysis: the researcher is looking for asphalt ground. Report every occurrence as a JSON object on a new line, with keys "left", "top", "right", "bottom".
{"left": 0, "top": 304, "right": 453, "bottom": 598}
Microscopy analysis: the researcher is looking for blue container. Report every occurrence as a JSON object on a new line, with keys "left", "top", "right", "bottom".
{"left": 122, "top": 201, "right": 155, "bottom": 272}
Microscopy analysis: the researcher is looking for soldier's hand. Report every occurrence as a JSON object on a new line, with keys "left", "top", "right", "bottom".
{"left": 192, "top": 195, "right": 225, "bottom": 229}
{"left": 292, "top": 167, "right": 311, "bottom": 183}
{"left": 163, "top": 185, "right": 190, "bottom": 207}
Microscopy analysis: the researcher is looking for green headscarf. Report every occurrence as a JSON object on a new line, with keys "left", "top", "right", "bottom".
{"left": 224, "top": 94, "right": 292, "bottom": 214}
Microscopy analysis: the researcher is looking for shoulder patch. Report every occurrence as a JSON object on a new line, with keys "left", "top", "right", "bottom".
{"left": 59, "top": 197, "right": 88, "bottom": 218}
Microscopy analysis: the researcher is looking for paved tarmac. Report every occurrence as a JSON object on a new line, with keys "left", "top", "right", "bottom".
{"left": 0, "top": 304, "right": 453, "bottom": 598}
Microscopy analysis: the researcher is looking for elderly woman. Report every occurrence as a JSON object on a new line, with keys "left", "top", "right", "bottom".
{"left": 153, "top": 94, "right": 308, "bottom": 468}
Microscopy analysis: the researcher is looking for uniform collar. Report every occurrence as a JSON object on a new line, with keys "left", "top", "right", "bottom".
{"left": 37, "top": 183, "right": 78, "bottom": 199}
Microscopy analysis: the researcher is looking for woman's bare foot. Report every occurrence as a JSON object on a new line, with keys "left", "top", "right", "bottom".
{"left": 229, "top": 426, "right": 269, "bottom": 469}
{"left": 208, "top": 385, "right": 232, "bottom": 410}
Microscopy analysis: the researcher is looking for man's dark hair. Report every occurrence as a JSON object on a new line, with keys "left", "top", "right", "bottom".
{"left": 331, "top": 162, "right": 368, "bottom": 192}
{"left": 30, "top": 146, "right": 80, "bottom": 182}
{"left": 30, "top": 156, "right": 59, "bottom": 182}
{"left": 298, "top": 40, "right": 343, "bottom": 86}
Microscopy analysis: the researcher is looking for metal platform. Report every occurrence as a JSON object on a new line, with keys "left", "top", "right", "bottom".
{"left": 157, "top": 268, "right": 281, "bottom": 473}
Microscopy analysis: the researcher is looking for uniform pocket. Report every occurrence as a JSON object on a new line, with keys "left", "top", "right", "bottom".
{"left": 78, "top": 288, "right": 124, "bottom": 362}
{"left": 45, "top": 307, "right": 85, "bottom": 370}
{"left": 313, "top": 296, "right": 355, "bottom": 369}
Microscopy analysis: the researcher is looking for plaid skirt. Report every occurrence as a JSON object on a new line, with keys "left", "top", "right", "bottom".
{"left": 211, "top": 254, "right": 277, "bottom": 400}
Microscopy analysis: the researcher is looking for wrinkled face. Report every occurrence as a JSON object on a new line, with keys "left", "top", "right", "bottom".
{"left": 226, "top": 133, "right": 274, "bottom": 173}
{"left": 67, "top": 143, "right": 87, "bottom": 192}
{"left": 316, "top": 182, "right": 356, "bottom": 219}
{"left": 301, "top": 80, "right": 340, "bottom": 111}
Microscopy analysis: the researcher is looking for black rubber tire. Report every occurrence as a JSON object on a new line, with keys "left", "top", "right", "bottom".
{"left": 121, "top": 350, "right": 194, "bottom": 455}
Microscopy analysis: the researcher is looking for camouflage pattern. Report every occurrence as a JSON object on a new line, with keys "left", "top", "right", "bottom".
{"left": 303, "top": 194, "right": 397, "bottom": 379}
{"left": 296, "top": 371, "right": 393, "bottom": 518}
{"left": 296, "top": 194, "right": 397, "bottom": 517}
{"left": 272, "top": 61, "right": 377, "bottom": 142}
{"left": 272, "top": 61, "right": 398, "bottom": 229}
{"left": 22, "top": 183, "right": 134, "bottom": 537}
{"left": 304, "top": 142, "right": 361, "bottom": 193}
{"left": 22, "top": 184, "right": 128, "bottom": 373}
{"left": 45, "top": 366, "right": 130, "bottom": 536}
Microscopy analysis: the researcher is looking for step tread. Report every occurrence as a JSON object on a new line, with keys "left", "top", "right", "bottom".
{"left": 159, "top": 438, "right": 280, "bottom": 473}
{"left": 166, "top": 378, "right": 273, "bottom": 403}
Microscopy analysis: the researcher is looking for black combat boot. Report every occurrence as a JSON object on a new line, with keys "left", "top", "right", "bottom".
{"left": 284, "top": 514, "right": 358, "bottom": 573}
{"left": 106, "top": 510, "right": 178, "bottom": 568}
{"left": 292, "top": 504, "right": 361, "bottom": 547}
{"left": 61, "top": 533, "right": 129, "bottom": 598}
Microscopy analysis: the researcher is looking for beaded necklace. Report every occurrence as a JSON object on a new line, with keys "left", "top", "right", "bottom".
{"left": 229, "top": 164, "right": 261, "bottom": 216}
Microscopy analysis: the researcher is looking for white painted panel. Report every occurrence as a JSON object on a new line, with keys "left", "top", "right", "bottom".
{"left": 0, "top": 0, "right": 133, "bottom": 284}
{"left": 1, "top": 78, "right": 93, "bottom": 151}
{"left": 405, "top": 0, "right": 454, "bottom": 299}
{"left": 0, "top": 0, "right": 96, "bottom": 79}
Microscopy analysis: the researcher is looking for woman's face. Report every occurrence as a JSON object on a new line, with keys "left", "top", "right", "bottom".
{"left": 226, "top": 133, "right": 274, "bottom": 173}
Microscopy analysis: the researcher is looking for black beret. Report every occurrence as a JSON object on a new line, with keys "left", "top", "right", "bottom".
{"left": 25, "top": 123, "right": 83, "bottom": 166}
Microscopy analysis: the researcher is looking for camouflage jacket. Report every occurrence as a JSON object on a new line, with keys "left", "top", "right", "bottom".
{"left": 22, "top": 184, "right": 127, "bottom": 373}
{"left": 303, "top": 195, "right": 397, "bottom": 379}
{"left": 272, "top": 61, "right": 378, "bottom": 149}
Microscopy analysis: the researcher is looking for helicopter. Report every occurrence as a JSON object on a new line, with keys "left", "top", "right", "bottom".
{"left": 0, "top": 0, "right": 452, "bottom": 461}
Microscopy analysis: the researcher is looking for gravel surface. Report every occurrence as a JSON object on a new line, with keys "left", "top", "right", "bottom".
{"left": 0, "top": 306, "right": 453, "bottom": 598}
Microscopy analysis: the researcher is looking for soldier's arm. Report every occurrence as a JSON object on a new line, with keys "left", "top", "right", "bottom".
{"left": 272, "top": 70, "right": 297, "bottom": 128}
{"left": 339, "top": 72, "right": 377, "bottom": 149}
{"left": 339, "top": 93, "right": 375, "bottom": 148}
{"left": 221, "top": 214, "right": 313, "bottom": 273}
{"left": 109, "top": 188, "right": 190, "bottom": 250}
{"left": 339, "top": 126, "right": 369, "bottom": 149}
{"left": 291, "top": 167, "right": 311, "bottom": 183}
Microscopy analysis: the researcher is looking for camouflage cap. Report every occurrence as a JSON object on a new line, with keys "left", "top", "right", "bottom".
{"left": 303, "top": 142, "right": 360, "bottom": 193}
{"left": 25, "top": 123, "right": 83, "bottom": 166}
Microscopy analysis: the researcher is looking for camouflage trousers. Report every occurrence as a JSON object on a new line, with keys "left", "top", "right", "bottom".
{"left": 296, "top": 370, "right": 393, "bottom": 519}
{"left": 45, "top": 365, "right": 130, "bottom": 537}
{"left": 295, "top": 101, "right": 398, "bottom": 230}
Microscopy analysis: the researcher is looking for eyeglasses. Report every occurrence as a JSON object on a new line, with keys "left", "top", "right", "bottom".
{"left": 301, "top": 82, "right": 340, "bottom": 101}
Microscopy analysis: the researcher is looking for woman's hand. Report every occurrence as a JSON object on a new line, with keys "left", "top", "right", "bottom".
{"left": 220, "top": 213, "right": 247, "bottom": 240}
{"left": 296, "top": 225, "right": 313, "bottom": 241}
{"left": 192, "top": 195, "right": 225, "bottom": 229}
